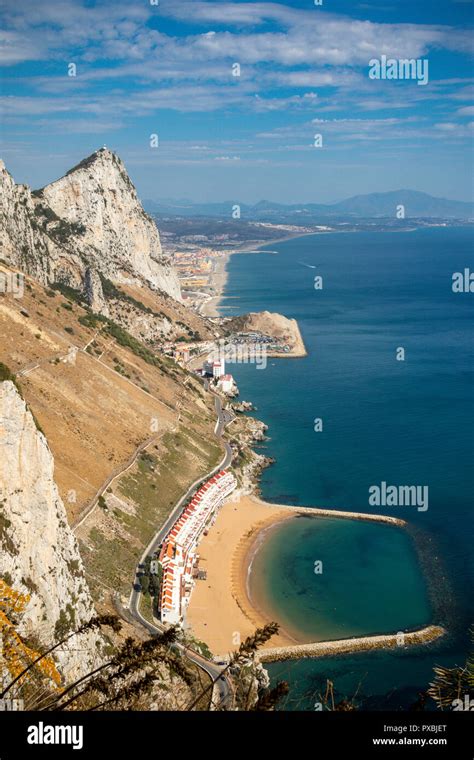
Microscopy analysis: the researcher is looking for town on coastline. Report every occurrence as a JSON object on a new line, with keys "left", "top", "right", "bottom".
{"left": 158, "top": 234, "right": 309, "bottom": 378}
{"left": 1, "top": 145, "right": 464, "bottom": 714}
{"left": 158, "top": 470, "right": 237, "bottom": 625}
{"left": 137, "top": 308, "right": 445, "bottom": 664}
{"left": 107, "top": 218, "right": 447, "bottom": 663}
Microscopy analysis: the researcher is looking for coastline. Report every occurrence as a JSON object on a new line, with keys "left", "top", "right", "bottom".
{"left": 201, "top": 252, "right": 230, "bottom": 318}
{"left": 199, "top": 223, "right": 441, "bottom": 319}
{"left": 201, "top": 230, "right": 319, "bottom": 318}
{"left": 186, "top": 495, "right": 299, "bottom": 654}
{"left": 185, "top": 494, "right": 440, "bottom": 659}
{"left": 235, "top": 230, "right": 326, "bottom": 253}
{"left": 201, "top": 245, "right": 308, "bottom": 359}
{"left": 189, "top": 229, "right": 448, "bottom": 665}
{"left": 266, "top": 317, "right": 307, "bottom": 358}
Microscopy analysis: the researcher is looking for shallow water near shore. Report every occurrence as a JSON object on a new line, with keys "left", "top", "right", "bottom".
{"left": 249, "top": 515, "right": 431, "bottom": 643}
{"left": 220, "top": 227, "right": 474, "bottom": 710}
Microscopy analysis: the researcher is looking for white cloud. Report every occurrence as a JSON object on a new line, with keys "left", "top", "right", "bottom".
{"left": 434, "top": 121, "right": 474, "bottom": 135}
{"left": 456, "top": 105, "right": 474, "bottom": 116}
{"left": 2, "top": 0, "right": 472, "bottom": 68}
{"left": 1, "top": 0, "right": 473, "bottom": 143}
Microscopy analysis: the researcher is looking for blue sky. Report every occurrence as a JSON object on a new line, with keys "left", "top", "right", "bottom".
{"left": 1, "top": 0, "right": 473, "bottom": 203}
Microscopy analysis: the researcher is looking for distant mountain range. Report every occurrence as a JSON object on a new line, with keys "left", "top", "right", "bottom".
{"left": 144, "top": 190, "right": 473, "bottom": 221}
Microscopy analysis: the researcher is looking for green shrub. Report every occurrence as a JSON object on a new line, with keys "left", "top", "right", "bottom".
{"left": 52, "top": 282, "right": 83, "bottom": 304}
{"left": 100, "top": 275, "right": 166, "bottom": 319}
{"left": 0, "top": 362, "right": 15, "bottom": 382}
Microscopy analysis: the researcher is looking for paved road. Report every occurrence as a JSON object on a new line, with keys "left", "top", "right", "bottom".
{"left": 128, "top": 397, "right": 232, "bottom": 569}
{"left": 73, "top": 429, "right": 169, "bottom": 531}
{"left": 12, "top": 298, "right": 234, "bottom": 705}
{"left": 127, "top": 392, "right": 234, "bottom": 709}
{"left": 123, "top": 597, "right": 231, "bottom": 708}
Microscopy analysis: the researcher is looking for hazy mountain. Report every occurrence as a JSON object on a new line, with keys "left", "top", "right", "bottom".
{"left": 144, "top": 190, "right": 472, "bottom": 220}
{"left": 330, "top": 190, "right": 472, "bottom": 218}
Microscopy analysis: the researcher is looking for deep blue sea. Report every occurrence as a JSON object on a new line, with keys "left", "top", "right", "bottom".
{"left": 219, "top": 227, "right": 474, "bottom": 710}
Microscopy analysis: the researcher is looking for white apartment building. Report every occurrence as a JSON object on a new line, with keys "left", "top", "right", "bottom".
{"left": 158, "top": 470, "right": 236, "bottom": 625}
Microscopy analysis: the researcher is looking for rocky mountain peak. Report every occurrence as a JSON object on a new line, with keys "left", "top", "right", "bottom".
{"left": 66, "top": 146, "right": 117, "bottom": 171}
{"left": 61, "top": 148, "right": 134, "bottom": 193}
{"left": 0, "top": 150, "right": 181, "bottom": 301}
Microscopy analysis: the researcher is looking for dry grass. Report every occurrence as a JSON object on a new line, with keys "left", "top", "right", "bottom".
{"left": 0, "top": 264, "right": 224, "bottom": 611}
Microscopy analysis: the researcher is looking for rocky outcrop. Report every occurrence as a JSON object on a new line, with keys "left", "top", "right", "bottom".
{"left": 83, "top": 267, "right": 109, "bottom": 316}
{"left": 232, "top": 401, "right": 255, "bottom": 413}
{"left": 224, "top": 311, "right": 307, "bottom": 357}
{"left": 40, "top": 149, "right": 181, "bottom": 299}
{"left": 0, "top": 149, "right": 181, "bottom": 303}
{"left": 0, "top": 381, "right": 103, "bottom": 681}
{"left": 229, "top": 415, "right": 273, "bottom": 495}
{"left": 230, "top": 656, "right": 271, "bottom": 709}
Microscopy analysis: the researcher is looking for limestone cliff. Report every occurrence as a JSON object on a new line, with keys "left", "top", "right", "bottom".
{"left": 0, "top": 381, "right": 102, "bottom": 682}
{"left": 0, "top": 161, "right": 56, "bottom": 284}
{"left": 0, "top": 149, "right": 181, "bottom": 302}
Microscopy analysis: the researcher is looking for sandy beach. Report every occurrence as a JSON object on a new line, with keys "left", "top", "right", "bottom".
{"left": 185, "top": 495, "right": 410, "bottom": 657}
{"left": 200, "top": 253, "right": 230, "bottom": 318}
{"left": 185, "top": 494, "right": 299, "bottom": 655}
{"left": 185, "top": 494, "right": 442, "bottom": 661}
{"left": 200, "top": 231, "right": 319, "bottom": 319}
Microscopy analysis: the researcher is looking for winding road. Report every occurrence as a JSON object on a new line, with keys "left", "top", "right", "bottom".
{"left": 126, "top": 393, "right": 234, "bottom": 709}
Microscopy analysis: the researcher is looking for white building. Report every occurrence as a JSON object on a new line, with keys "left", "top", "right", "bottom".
{"left": 217, "top": 374, "right": 234, "bottom": 394}
{"left": 212, "top": 359, "right": 225, "bottom": 378}
{"left": 158, "top": 470, "right": 236, "bottom": 625}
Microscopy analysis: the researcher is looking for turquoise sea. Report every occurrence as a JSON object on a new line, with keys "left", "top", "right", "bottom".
{"left": 219, "top": 227, "right": 474, "bottom": 710}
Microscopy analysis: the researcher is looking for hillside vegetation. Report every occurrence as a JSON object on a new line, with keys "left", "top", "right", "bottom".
{"left": 0, "top": 264, "right": 224, "bottom": 614}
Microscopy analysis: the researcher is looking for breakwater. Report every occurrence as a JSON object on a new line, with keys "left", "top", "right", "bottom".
{"left": 256, "top": 625, "right": 445, "bottom": 663}
{"left": 278, "top": 504, "right": 406, "bottom": 527}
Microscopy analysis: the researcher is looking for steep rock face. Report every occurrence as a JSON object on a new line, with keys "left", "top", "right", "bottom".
{"left": 40, "top": 149, "right": 181, "bottom": 299}
{"left": 0, "top": 381, "right": 102, "bottom": 681}
{"left": 0, "top": 149, "right": 181, "bottom": 302}
{"left": 0, "top": 161, "right": 59, "bottom": 284}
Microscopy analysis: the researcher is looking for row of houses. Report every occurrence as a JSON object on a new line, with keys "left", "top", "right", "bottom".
{"left": 158, "top": 470, "right": 237, "bottom": 625}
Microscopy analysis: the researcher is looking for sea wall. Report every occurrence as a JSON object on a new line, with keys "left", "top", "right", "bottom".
{"left": 284, "top": 505, "right": 406, "bottom": 527}
{"left": 256, "top": 625, "right": 445, "bottom": 663}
